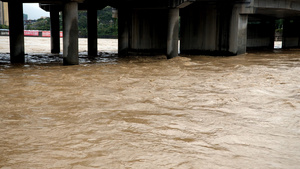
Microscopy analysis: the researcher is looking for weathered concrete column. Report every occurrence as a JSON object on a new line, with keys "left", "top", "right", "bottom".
{"left": 87, "top": 5, "right": 98, "bottom": 56}
{"left": 167, "top": 8, "right": 179, "bottom": 59}
{"left": 63, "top": 1, "right": 79, "bottom": 65}
{"left": 180, "top": 3, "right": 223, "bottom": 55}
{"left": 118, "top": 8, "right": 130, "bottom": 56}
{"left": 8, "top": 1, "right": 24, "bottom": 63}
{"left": 282, "top": 19, "right": 300, "bottom": 48}
{"left": 229, "top": 5, "right": 248, "bottom": 55}
{"left": 180, "top": 3, "right": 248, "bottom": 56}
{"left": 119, "top": 8, "right": 168, "bottom": 56}
{"left": 130, "top": 9, "right": 167, "bottom": 55}
{"left": 50, "top": 6, "right": 60, "bottom": 53}
{"left": 247, "top": 16, "right": 275, "bottom": 49}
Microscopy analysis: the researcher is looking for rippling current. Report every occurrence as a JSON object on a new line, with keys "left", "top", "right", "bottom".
{"left": 0, "top": 50, "right": 300, "bottom": 169}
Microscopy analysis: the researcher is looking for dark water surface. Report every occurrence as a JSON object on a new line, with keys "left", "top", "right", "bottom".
{"left": 0, "top": 50, "right": 300, "bottom": 168}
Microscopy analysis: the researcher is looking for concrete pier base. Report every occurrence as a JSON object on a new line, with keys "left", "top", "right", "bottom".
{"left": 8, "top": 1, "right": 24, "bottom": 63}
{"left": 63, "top": 2, "right": 79, "bottom": 65}
{"left": 87, "top": 6, "right": 98, "bottom": 56}
{"left": 247, "top": 16, "right": 275, "bottom": 49}
{"left": 180, "top": 4, "right": 219, "bottom": 55}
{"left": 50, "top": 6, "right": 60, "bottom": 54}
{"left": 131, "top": 9, "right": 167, "bottom": 55}
{"left": 118, "top": 8, "right": 130, "bottom": 56}
{"left": 180, "top": 3, "right": 248, "bottom": 56}
{"left": 282, "top": 19, "right": 300, "bottom": 48}
{"left": 167, "top": 8, "right": 179, "bottom": 59}
{"left": 118, "top": 8, "right": 167, "bottom": 56}
{"left": 229, "top": 5, "right": 248, "bottom": 55}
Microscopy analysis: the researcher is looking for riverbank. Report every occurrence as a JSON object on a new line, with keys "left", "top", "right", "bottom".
{"left": 0, "top": 36, "right": 118, "bottom": 54}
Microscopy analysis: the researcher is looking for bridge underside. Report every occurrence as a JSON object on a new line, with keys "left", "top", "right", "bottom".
{"left": 247, "top": 7, "right": 300, "bottom": 49}
{"left": 3, "top": 0, "right": 300, "bottom": 64}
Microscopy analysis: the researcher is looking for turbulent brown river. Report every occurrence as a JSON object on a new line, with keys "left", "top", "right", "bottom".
{"left": 0, "top": 39, "right": 300, "bottom": 168}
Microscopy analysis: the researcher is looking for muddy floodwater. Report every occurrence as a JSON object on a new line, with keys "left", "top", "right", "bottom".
{"left": 0, "top": 37, "right": 300, "bottom": 168}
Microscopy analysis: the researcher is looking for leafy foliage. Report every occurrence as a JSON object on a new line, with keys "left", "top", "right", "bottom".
{"left": 25, "top": 6, "right": 118, "bottom": 38}
{"left": 97, "top": 6, "right": 118, "bottom": 38}
{"left": 79, "top": 6, "right": 118, "bottom": 38}
{"left": 275, "top": 19, "right": 283, "bottom": 33}
{"left": 78, "top": 11, "right": 88, "bottom": 37}
{"left": 25, "top": 17, "right": 50, "bottom": 30}
{"left": 0, "top": 24, "right": 9, "bottom": 29}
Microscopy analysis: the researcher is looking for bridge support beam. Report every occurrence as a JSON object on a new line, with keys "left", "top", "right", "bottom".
{"left": 63, "top": 1, "right": 79, "bottom": 65}
{"left": 180, "top": 4, "right": 218, "bottom": 55}
{"left": 167, "top": 8, "right": 179, "bottom": 59}
{"left": 118, "top": 8, "right": 130, "bottom": 56}
{"left": 282, "top": 19, "right": 300, "bottom": 48}
{"left": 118, "top": 8, "right": 168, "bottom": 56}
{"left": 87, "top": 6, "right": 98, "bottom": 56}
{"left": 229, "top": 6, "right": 248, "bottom": 55}
{"left": 247, "top": 16, "right": 275, "bottom": 49}
{"left": 180, "top": 3, "right": 248, "bottom": 56}
{"left": 8, "top": 1, "right": 24, "bottom": 63}
{"left": 50, "top": 6, "right": 60, "bottom": 54}
{"left": 131, "top": 9, "right": 167, "bottom": 55}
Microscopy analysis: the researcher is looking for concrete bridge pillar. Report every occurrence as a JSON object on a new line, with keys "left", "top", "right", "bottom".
{"left": 247, "top": 16, "right": 275, "bottom": 49}
{"left": 180, "top": 3, "right": 248, "bottom": 56}
{"left": 118, "top": 8, "right": 179, "bottom": 58}
{"left": 118, "top": 8, "right": 131, "bottom": 56}
{"left": 118, "top": 8, "right": 168, "bottom": 56}
{"left": 50, "top": 6, "right": 61, "bottom": 54}
{"left": 87, "top": 5, "right": 98, "bottom": 56}
{"left": 63, "top": 1, "right": 79, "bottom": 65}
{"left": 131, "top": 9, "right": 168, "bottom": 55}
{"left": 180, "top": 3, "right": 219, "bottom": 55}
{"left": 229, "top": 5, "right": 248, "bottom": 55}
{"left": 8, "top": 0, "right": 24, "bottom": 63}
{"left": 167, "top": 8, "right": 179, "bottom": 59}
{"left": 282, "top": 19, "right": 300, "bottom": 48}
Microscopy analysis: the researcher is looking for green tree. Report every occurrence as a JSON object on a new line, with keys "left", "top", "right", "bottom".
{"left": 97, "top": 6, "right": 118, "bottom": 38}
{"left": 77, "top": 7, "right": 118, "bottom": 38}
{"left": 275, "top": 19, "right": 283, "bottom": 33}
{"left": 24, "top": 7, "right": 118, "bottom": 38}
{"left": 25, "top": 17, "right": 50, "bottom": 30}
{"left": 0, "top": 24, "right": 9, "bottom": 29}
{"left": 78, "top": 11, "right": 88, "bottom": 37}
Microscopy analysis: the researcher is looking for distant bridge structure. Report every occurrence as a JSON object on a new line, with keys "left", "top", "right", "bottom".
{"left": 3, "top": 0, "right": 300, "bottom": 65}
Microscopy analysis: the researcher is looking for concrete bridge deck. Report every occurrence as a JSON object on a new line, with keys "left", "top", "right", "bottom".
{"left": 3, "top": 0, "right": 300, "bottom": 64}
